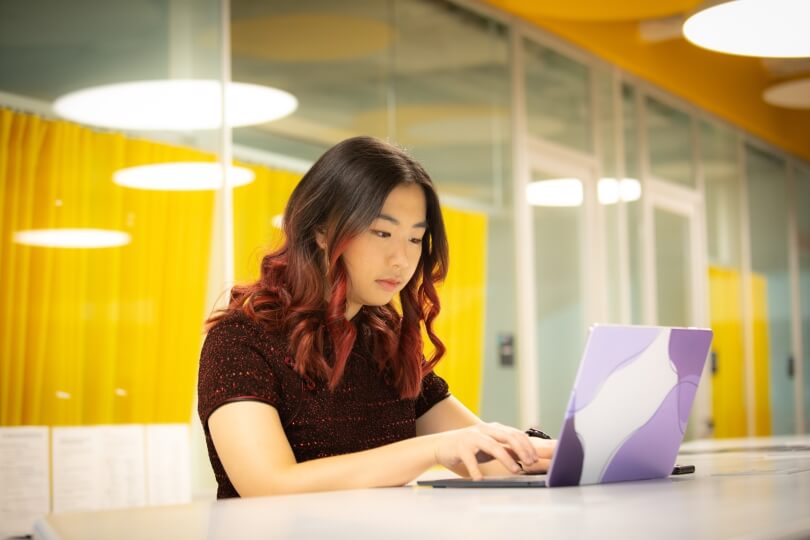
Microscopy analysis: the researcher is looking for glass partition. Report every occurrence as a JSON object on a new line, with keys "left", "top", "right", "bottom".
{"left": 702, "top": 120, "right": 747, "bottom": 437}
{"left": 654, "top": 208, "right": 692, "bottom": 327}
{"left": 595, "top": 67, "right": 622, "bottom": 324}
{"left": 623, "top": 83, "right": 644, "bottom": 324}
{"left": 646, "top": 96, "right": 694, "bottom": 188}
{"left": 797, "top": 164, "right": 810, "bottom": 430}
{"left": 230, "top": 0, "right": 391, "bottom": 162}
{"left": 232, "top": 0, "right": 511, "bottom": 209}
{"left": 524, "top": 39, "right": 592, "bottom": 154}
{"left": 746, "top": 144, "right": 794, "bottom": 435}
{"left": 391, "top": 0, "right": 510, "bottom": 207}
{"left": 530, "top": 165, "right": 588, "bottom": 436}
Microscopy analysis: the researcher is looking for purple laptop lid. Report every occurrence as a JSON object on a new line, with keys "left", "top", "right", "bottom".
{"left": 547, "top": 325, "right": 713, "bottom": 487}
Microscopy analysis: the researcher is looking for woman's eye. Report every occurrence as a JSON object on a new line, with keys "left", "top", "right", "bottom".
{"left": 372, "top": 230, "right": 391, "bottom": 238}
{"left": 410, "top": 237, "right": 423, "bottom": 245}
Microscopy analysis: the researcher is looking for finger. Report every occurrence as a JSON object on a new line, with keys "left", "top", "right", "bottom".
{"left": 475, "top": 437, "right": 522, "bottom": 474}
{"left": 509, "top": 432, "right": 539, "bottom": 464}
{"left": 460, "top": 450, "right": 484, "bottom": 481}
{"left": 479, "top": 425, "right": 538, "bottom": 464}
{"left": 521, "top": 458, "right": 553, "bottom": 474}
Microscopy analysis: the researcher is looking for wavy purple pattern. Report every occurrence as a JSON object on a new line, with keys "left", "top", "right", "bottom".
{"left": 669, "top": 329, "right": 713, "bottom": 380}
{"left": 600, "top": 384, "right": 685, "bottom": 483}
{"left": 548, "top": 414, "right": 584, "bottom": 487}
{"left": 555, "top": 326, "right": 713, "bottom": 486}
{"left": 572, "top": 326, "right": 662, "bottom": 412}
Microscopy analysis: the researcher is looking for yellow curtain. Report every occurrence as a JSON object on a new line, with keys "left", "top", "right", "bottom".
{"left": 1, "top": 107, "right": 488, "bottom": 426}
{"left": 0, "top": 108, "right": 214, "bottom": 426}
{"left": 708, "top": 266, "right": 747, "bottom": 437}
{"left": 707, "top": 265, "right": 773, "bottom": 437}
{"left": 429, "top": 208, "right": 487, "bottom": 415}
{"left": 232, "top": 171, "right": 488, "bottom": 415}
{"left": 750, "top": 273, "right": 772, "bottom": 435}
{"left": 232, "top": 166, "right": 301, "bottom": 283}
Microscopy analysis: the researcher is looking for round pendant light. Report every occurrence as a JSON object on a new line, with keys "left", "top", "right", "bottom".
{"left": 113, "top": 162, "right": 255, "bottom": 191}
{"left": 13, "top": 228, "right": 131, "bottom": 248}
{"left": 683, "top": 0, "right": 810, "bottom": 58}
{"left": 53, "top": 79, "right": 298, "bottom": 131}
{"left": 763, "top": 77, "right": 810, "bottom": 109}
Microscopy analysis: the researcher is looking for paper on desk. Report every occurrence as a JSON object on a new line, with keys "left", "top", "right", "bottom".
{"left": 0, "top": 426, "right": 50, "bottom": 538}
{"left": 52, "top": 425, "right": 148, "bottom": 512}
{"left": 52, "top": 426, "right": 104, "bottom": 512}
{"left": 146, "top": 424, "right": 191, "bottom": 506}
{"left": 99, "top": 425, "right": 147, "bottom": 509}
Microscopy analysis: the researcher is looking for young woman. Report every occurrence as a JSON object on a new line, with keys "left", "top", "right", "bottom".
{"left": 198, "top": 136, "right": 555, "bottom": 498}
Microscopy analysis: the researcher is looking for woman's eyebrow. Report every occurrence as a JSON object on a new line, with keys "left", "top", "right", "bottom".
{"left": 377, "top": 213, "right": 427, "bottom": 229}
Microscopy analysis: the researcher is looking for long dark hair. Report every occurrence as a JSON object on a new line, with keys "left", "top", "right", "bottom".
{"left": 208, "top": 136, "right": 449, "bottom": 398}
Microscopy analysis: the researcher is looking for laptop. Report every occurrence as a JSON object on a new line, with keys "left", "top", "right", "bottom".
{"left": 418, "top": 324, "right": 714, "bottom": 488}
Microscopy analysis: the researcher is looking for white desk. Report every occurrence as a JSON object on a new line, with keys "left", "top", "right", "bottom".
{"left": 33, "top": 437, "right": 810, "bottom": 540}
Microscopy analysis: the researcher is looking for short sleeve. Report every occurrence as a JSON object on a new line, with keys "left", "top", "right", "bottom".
{"left": 414, "top": 370, "right": 450, "bottom": 418}
{"left": 197, "top": 313, "right": 282, "bottom": 428}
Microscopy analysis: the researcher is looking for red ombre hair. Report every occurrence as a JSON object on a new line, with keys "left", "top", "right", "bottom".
{"left": 208, "top": 136, "right": 449, "bottom": 399}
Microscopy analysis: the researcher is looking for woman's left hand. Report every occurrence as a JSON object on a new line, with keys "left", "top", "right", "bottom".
{"left": 519, "top": 438, "right": 557, "bottom": 474}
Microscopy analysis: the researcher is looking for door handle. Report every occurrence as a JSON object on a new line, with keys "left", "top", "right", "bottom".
{"left": 788, "top": 355, "right": 794, "bottom": 379}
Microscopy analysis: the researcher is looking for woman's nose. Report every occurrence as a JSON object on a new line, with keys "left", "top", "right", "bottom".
{"left": 389, "top": 240, "right": 409, "bottom": 269}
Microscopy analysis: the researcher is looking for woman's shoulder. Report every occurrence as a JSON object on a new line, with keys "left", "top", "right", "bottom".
{"left": 204, "top": 309, "right": 286, "bottom": 350}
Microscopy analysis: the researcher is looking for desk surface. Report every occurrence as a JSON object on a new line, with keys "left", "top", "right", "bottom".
{"left": 34, "top": 437, "right": 810, "bottom": 540}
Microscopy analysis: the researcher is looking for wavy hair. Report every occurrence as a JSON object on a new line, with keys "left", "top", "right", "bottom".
{"left": 208, "top": 136, "right": 449, "bottom": 399}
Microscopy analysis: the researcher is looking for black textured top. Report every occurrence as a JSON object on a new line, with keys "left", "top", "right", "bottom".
{"left": 197, "top": 310, "right": 451, "bottom": 498}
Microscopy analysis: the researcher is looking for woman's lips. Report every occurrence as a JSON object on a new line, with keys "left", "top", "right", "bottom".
{"left": 376, "top": 279, "right": 401, "bottom": 292}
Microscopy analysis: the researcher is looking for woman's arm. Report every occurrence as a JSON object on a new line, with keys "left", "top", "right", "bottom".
{"left": 208, "top": 400, "right": 530, "bottom": 497}
{"left": 415, "top": 396, "right": 555, "bottom": 477}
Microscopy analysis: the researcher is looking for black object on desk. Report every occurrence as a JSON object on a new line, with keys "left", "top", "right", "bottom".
{"left": 672, "top": 464, "right": 695, "bottom": 475}
{"left": 526, "top": 428, "right": 552, "bottom": 440}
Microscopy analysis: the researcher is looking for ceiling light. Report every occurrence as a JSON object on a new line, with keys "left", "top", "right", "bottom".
{"left": 598, "top": 178, "right": 642, "bottom": 205}
{"left": 683, "top": 0, "right": 810, "bottom": 58}
{"left": 763, "top": 77, "right": 810, "bottom": 109}
{"left": 527, "top": 178, "right": 642, "bottom": 207}
{"left": 13, "top": 228, "right": 131, "bottom": 248}
{"left": 113, "top": 162, "right": 255, "bottom": 191}
{"left": 527, "top": 179, "right": 583, "bottom": 207}
{"left": 53, "top": 79, "right": 298, "bottom": 131}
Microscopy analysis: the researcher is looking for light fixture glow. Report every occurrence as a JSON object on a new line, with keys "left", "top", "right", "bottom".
{"left": 683, "top": 0, "right": 810, "bottom": 58}
{"left": 53, "top": 79, "right": 298, "bottom": 131}
{"left": 598, "top": 178, "right": 642, "bottom": 205}
{"left": 271, "top": 214, "right": 285, "bottom": 229}
{"left": 13, "top": 228, "right": 131, "bottom": 248}
{"left": 527, "top": 178, "right": 583, "bottom": 207}
{"left": 763, "top": 77, "right": 810, "bottom": 109}
{"left": 527, "top": 178, "right": 642, "bottom": 207}
{"left": 113, "top": 162, "right": 255, "bottom": 191}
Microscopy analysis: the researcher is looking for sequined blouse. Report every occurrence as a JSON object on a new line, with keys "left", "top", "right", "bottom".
{"left": 197, "top": 310, "right": 451, "bottom": 498}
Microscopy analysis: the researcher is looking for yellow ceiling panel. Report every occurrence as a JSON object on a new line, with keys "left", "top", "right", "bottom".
{"left": 492, "top": 0, "right": 702, "bottom": 21}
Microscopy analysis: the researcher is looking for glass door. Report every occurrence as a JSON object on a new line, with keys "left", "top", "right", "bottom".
{"left": 645, "top": 180, "right": 712, "bottom": 437}
{"left": 746, "top": 145, "right": 795, "bottom": 435}
{"left": 526, "top": 144, "right": 601, "bottom": 436}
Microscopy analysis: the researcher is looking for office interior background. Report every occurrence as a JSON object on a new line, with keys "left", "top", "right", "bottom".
{"left": 1, "top": 0, "right": 810, "bottom": 509}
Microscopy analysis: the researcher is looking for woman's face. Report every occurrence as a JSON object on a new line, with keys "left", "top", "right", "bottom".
{"left": 340, "top": 183, "right": 427, "bottom": 319}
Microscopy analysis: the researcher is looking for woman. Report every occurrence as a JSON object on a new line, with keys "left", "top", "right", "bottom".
{"left": 198, "top": 136, "right": 554, "bottom": 498}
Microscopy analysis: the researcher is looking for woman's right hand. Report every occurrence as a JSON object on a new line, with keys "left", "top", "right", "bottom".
{"left": 433, "top": 422, "right": 540, "bottom": 480}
